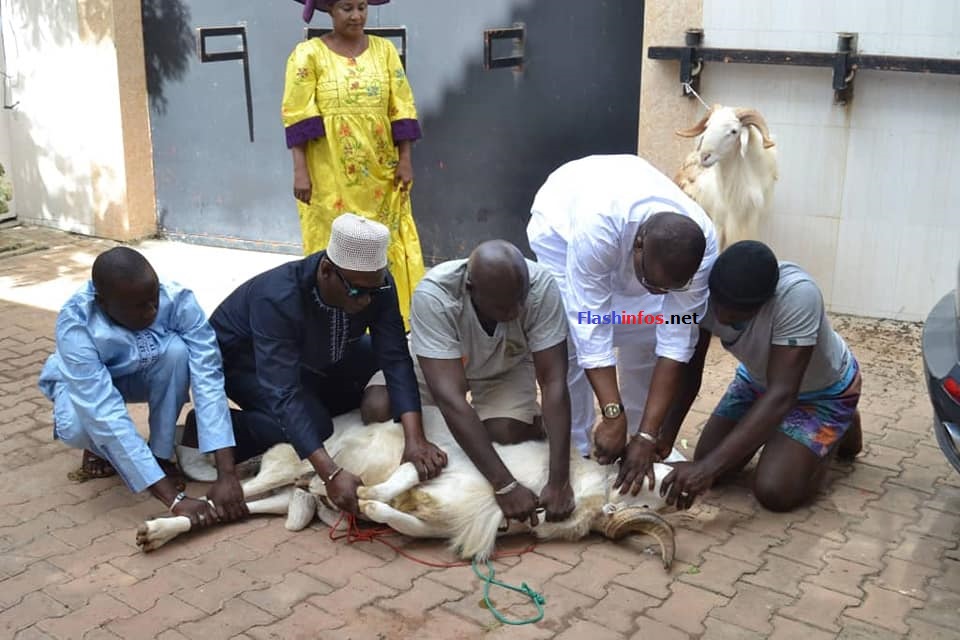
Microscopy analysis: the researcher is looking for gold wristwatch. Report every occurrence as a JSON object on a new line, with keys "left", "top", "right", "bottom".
{"left": 601, "top": 402, "right": 624, "bottom": 420}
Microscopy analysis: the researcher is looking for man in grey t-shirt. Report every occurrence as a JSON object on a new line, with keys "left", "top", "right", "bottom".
{"left": 408, "top": 240, "right": 575, "bottom": 526}
{"left": 656, "top": 241, "right": 862, "bottom": 513}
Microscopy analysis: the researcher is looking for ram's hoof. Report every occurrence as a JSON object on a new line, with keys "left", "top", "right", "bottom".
{"left": 285, "top": 488, "right": 317, "bottom": 531}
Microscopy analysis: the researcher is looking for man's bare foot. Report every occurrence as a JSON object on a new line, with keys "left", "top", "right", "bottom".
{"left": 181, "top": 409, "right": 199, "bottom": 448}
{"left": 67, "top": 449, "right": 117, "bottom": 482}
{"left": 532, "top": 415, "right": 547, "bottom": 440}
{"left": 360, "top": 386, "right": 391, "bottom": 425}
{"left": 837, "top": 410, "right": 863, "bottom": 461}
{"left": 486, "top": 417, "right": 545, "bottom": 444}
{"left": 156, "top": 457, "right": 186, "bottom": 492}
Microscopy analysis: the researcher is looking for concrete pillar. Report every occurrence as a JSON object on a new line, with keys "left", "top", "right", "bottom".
{"left": 94, "top": 0, "right": 157, "bottom": 240}
{"left": 1, "top": 0, "right": 156, "bottom": 241}
{"left": 637, "top": 0, "right": 704, "bottom": 178}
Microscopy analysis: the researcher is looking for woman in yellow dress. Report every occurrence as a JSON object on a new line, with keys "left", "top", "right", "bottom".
{"left": 284, "top": 0, "right": 425, "bottom": 327}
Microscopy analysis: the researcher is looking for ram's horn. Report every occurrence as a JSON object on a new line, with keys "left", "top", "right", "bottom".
{"left": 675, "top": 103, "right": 719, "bottom": 138}
{"left": 601, "top": 507, "right": 676, "bottom": 571}
{"left": 735, "top": 108, "right": 776, "bottom": 148}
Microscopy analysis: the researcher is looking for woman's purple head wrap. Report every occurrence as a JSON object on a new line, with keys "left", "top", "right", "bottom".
{"left": 299, "top": 0, "right": 391, "bottom": 23}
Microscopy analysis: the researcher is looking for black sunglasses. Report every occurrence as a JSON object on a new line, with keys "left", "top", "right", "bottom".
{"left": 329, "top": 261, "right": 392, "bottom": 298}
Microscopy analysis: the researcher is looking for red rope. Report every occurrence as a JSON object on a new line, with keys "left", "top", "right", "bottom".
{"left": 327, "top": 511, "right": 536, "bottom": 568}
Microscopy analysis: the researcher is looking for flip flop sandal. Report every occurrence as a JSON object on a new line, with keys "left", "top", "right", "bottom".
{"left": 67, "top": 450, "right": 118, "bottom": 482}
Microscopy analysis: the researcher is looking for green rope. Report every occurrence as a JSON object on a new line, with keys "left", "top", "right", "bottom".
{"left": 471, "top": 558, "right": 546, "bottom": 626}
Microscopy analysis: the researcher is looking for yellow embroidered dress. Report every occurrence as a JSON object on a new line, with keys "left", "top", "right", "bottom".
{"left": 282, "top": 35, "right": 425, "bottom": 326}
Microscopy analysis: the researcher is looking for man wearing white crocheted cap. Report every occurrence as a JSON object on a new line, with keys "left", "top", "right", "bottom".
{"left": 206, "top": 213, "right": 447, "bottom": 516}
{"left": 327, "top": 213, "right": 389, "bottom": 274}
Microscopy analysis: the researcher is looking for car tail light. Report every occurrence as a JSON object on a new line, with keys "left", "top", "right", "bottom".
{"left": 945, "top": 377, "right": 960, "bottom": 404}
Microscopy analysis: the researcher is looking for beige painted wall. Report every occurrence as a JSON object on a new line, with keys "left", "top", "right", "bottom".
{"left": 638, "top": 0, "right": 960, "bottom": 321}
{"left": 0, "top": 0, "right": 155, "bottom": 241}
{"left": 637, "top": 0, "right": 703, "bottom": 179}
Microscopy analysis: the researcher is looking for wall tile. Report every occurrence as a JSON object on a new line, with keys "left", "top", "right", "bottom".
{"left": 698, "top": 0, "right": 960, "bottom": 319}
{"left": 761, "top": 215, "right": 840, "bottom": 306}
{"left": 831, "top": 219, "right": 902, "bottom": 318}
{"left": 770, "top": 123, "right": 848, "bottom": 218}
{"left": 704, "top": 0, "right": 960, "bottom": 56}
{"left": 898, "top": 1, "right": 958, "bottom": 39}
{"left": 700, "top": 65, "right": 849, "bottom": 128}
{"left": 891, "top": 225, "right": 960, "bottom": 320}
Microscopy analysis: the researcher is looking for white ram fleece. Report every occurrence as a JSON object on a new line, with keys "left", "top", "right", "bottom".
{"left": 689, "top": 127, "right": 776, "bottom": 247}
{"left": 325, "top": 414, "right": 407, "bottom": 486}
{"left": 239, "top": 406, "right": 676, "bottom": 561}
{"left": 438, "top": 443, "right": 608, "bottom": 559}
{"left": 677, "top": 107, "right": 779, "bottom": 250}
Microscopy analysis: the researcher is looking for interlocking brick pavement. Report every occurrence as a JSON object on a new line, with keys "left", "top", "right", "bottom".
{"left": 2, "top": 226, "right": 959, "bottom": 638}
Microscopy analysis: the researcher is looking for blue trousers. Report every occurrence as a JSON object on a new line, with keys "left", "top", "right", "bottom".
{"left": 53, "top": 336, "right": 190, "bottom": 492}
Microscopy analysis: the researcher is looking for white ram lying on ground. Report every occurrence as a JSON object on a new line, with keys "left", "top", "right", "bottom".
{"left": 674, "top": 104, "right": 779, "bottom": 251}
{"left": 137, "top": 405, "right": 678, "bottom": 569}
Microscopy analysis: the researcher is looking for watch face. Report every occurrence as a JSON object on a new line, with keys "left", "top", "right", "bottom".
{"left": 603, "top": 404, "right": 621, "bottom": 418}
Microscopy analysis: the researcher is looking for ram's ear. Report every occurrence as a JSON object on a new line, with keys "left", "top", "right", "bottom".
{"left": 739, "top": 128, "right": 751, "bottom": 158}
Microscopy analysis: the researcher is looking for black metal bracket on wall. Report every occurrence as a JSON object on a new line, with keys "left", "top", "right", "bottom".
{"left": 306, "top": 27, "right": 408, "bottom": 69}
{"left": 483, "top": 23, "right": 525, "bottom": 71}
{"left": 648, "top": 29, "right": 960, "bottom": 105}
{"left": 197, "top": 26, "right": 255, "bottom": 142}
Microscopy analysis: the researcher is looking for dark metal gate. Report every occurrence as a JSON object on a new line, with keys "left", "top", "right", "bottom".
{"left": 143, "top": 0, "right": 645, "bottom": 260}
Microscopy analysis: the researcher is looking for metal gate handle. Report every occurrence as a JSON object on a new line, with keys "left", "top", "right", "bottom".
{"left": 197, "top": 25, "right": 255, "bottom": 143}
{"left": 484, "top": 24, "right": 525, "bottom": 70}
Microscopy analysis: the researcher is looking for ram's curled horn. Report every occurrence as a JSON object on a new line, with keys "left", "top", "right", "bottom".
{"left": 601, "top": 507, "right": 676, "bottom": 571}
{"left": 674, "top": 104, "right": 718, "bottom": 138}
{"left": 735, "top": 108, "right": 776, "bottom": 148}
{"left": 675, "top": 112, "right": 710, "bottom": 138}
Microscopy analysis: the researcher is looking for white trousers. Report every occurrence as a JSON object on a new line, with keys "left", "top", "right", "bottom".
{"left": 528, "top": 224, "right": 661, "bottom": 456}
{"left": 563, "top": 323, "right": 658, "bottom": 456}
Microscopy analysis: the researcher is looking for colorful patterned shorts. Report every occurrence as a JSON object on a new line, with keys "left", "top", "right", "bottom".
{"left": 713, "top": 358, "right": 862, "bottom": 458}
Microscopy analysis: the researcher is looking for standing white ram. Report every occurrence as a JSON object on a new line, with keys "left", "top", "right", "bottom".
{"left": 674, "top": 104, "right": 778, "bottom": 250}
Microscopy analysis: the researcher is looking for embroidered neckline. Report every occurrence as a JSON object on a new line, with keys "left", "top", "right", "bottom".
{"left": 312, "top": 285, "right": 334, "bottom": 309}
{"left": 134, "top": 330, "right": 160, "bottom": 371}
{"left": 312, "top": 286, "right": 350, "bottom": 361}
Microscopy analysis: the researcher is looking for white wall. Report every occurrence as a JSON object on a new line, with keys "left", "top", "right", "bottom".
{"left": 696, "top": 0, "right": 960, "bottom": 321}
{"left": 0, "top": 0, "right": 130, "bottom": 236}
{"left": 0, "top": 0, "right": 15, "bottom": 219}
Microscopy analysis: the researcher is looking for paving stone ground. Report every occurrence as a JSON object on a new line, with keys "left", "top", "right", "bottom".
{"left": 1, "top": 226, "right": 958, "bottom": 639}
